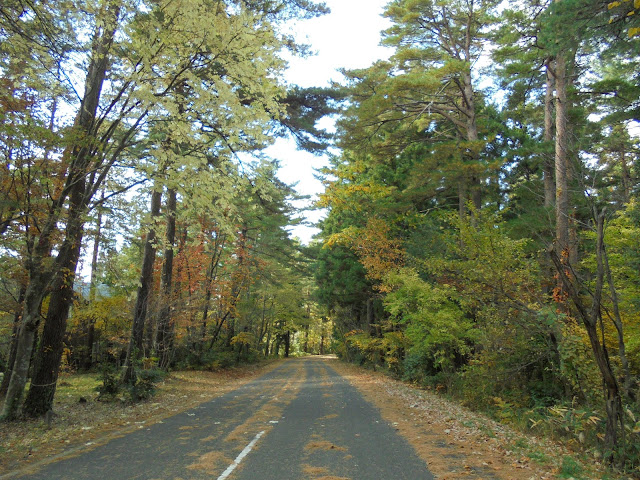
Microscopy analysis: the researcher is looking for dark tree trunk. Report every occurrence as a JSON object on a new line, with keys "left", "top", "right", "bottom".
{"left": 603, "top": 238, "right": 633, "bottom": 399}
{"left": 284, "top": 331, "right": 291, "bottom": 358}
{"left": 83, "top": 195, "right": 104, "bottom": 370}
{"left": 367, "top": 298, "right": 376, "bottom": 336}
{"left": 199, "top": 233, "right": 226, "bottom": 352}
{"left": 549, "top": 212, "right": 623, "bottom": 458}
{"left": 0, "top": 285, "right": 26, "bottom": 397}
{"left": 156, "top": 188, "right": 177, "bottom": 370}
{"left": 554, "top": 50, "right": 571, "bottom": 258}
{"left": 264, "top": 330, "right": 272, "bottom": 357}
{"left": 23, "top": 181, "right": 86, "bottom": 417}
{"left": 122, "top": 188, "right": 162, "bottom": 384}
{"left": 1, "top": 0, "right": 121, "bottom": 421}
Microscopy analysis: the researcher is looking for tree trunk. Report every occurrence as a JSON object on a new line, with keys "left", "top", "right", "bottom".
{"left": 603, "top": 238, "right": 633, "bottom": 399}
{"left": 544, "top": 59, "right": 555, "bottom": 209}
{"left": 121, "top": 188, "right": 162, "bottom": 384}
{"left": 458, "top": 179, "right": 467, "bottom": 219}
{"left": 23, "top": 182, "right": 86, "bottom": 417}
{"left": 619, "top": 150, "right": 631, "bottom": 203}
{"left": 1, "top": 0, "right": 121, "bottom": 420}
{"left": 82, "top": 194, "right": 104, "bottom": 371}
{"left": 156, "top": 188, "right": 177, "bottom": 370}
{"left": 549, "top": 212, "right": 623, "bottom": 458}
{"left": 284, "top": 331, "right": 291, "bottom": 358}
{"left": 462, "top": 22, "right": 481, "bottom": 212}
{"left": 554, "top": 51, "right": 571, "bottom": 257}
{"left": 0, "top": 285, "right": 26, "bottom": 397}
{"left": 199, "top": 233, "right": 226, "bottom": 353}
{"left": 264, "top": 330, "right": 272, "bottom": 357}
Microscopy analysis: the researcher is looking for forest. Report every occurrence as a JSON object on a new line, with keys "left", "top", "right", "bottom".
{"left": 0, "top": 0, "right": 333, "bottom": 423}
{"left": 0, "top": 0, "right": 639, "bottom": 475}
{"left": 314, "top": 0, "right": 640, "bottom": 472}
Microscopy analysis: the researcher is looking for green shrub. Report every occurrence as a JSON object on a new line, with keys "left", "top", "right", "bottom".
{"left": 95, "top": 366, "right": 120, "bottom": 400}
{"left": 126, "top": 368, "right": 166, "bottom": 401}
{"left": 206, "top": 350, "right": 239, "bottom": 371}
{"left": 96, "top": 365, "right": 166, "bottom": 403}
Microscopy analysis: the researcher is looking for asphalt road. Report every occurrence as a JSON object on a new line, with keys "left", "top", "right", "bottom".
{"left": 10, "top": 357, "right": 434, "bottom": 480}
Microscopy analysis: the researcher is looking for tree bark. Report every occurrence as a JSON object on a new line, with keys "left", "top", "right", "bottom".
{"left": 199, "top": 232, "right": 226, "bottom": 352}
{"left": 602, "top": 237, "right": 633, "bottom": 399}
{"left": 619, "top": 149, "right": 631, "bottom": 203}
{"left": 554, "top": 51, "right": 571, "bottom": 257}
{"left": 0, "top": 285, "right": 26, "bottom": 397}
{"left": 84, "top": 199, "right": 103, "bottom": 370}
{"left": 156, "top": 188, "right": 177, "bottom": 370}
{"left": 121, "top": 188, "right": 162, "bottom": 384}
{"left": 23, "top": 179, "right": 87, "bottom": 417}
{"left": 1, "top": 0, "right": 121, "bottom": 420}
{"left": 462, "top": 11, "right": 481, "bottom": 212}
{"left": 284, "top": 331, "right": 291, "bottom": 358}
{"left": 544, "top": 59, "right": 555, "bottom": 209}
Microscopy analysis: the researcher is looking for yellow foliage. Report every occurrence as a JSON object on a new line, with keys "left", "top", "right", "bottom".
{"left": 608, "top": 0, "right": 640, "bottom": 36}
{"left": 324, "top": 226, "right": 360, "bottom": 248}
{"left": 230, "top": 331, "right": 254, "bottom": 346}
{"left": 351, "top": 218, "right": 405, "bottom": 291}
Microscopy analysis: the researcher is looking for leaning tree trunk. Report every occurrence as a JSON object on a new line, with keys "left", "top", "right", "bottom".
{"left": 121, "top": 188, "right": 162, "bottom": 384}
{"left": 1, "top": 199, "right": 67, "bottom": 420}
{"left": 23, "top": 180, "right": 87, "bottom": 417}
{"left": 1, "top": 0, "right": 121, "bottom": 421}
{"left": 549, "top": 212, "right": 624, "bottom": 459}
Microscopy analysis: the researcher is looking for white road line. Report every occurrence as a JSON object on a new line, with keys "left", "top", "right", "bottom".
{"left": 217, "top": 430, "right": 266, "bottom": 480}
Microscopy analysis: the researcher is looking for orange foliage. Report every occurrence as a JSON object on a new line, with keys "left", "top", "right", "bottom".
{"left": 352, "top": 218, "right": 405, "bottom": 291}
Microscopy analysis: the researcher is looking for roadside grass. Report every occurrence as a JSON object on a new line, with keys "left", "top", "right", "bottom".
{"left": 0, "top": 361, "right": 279, "bottom": 475}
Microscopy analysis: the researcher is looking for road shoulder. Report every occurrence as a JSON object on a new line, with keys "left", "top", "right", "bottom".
{"left": 328, "top": 358, "right": 586, "bottom": 480}
{"left": 0, "top": 360, "right": 283, "bottom": 476}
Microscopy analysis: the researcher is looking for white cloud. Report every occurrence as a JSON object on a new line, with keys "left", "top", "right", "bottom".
{"left": 275, "top": 0, "right": 392, "bottom": 244}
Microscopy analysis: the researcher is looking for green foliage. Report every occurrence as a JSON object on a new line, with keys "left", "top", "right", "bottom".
{"left": 96, "top": 365, "right": 166, "bottom": 403}
{"left": 95, "top": 367, "right": 121, "bottom": 400}
{"left": 385, "top": 269, "right": 476, "bottom": 382}
{"left": 127, "top": 368, "right": 167, "bottom": 402}
{"left": 559, "top": 456, "right": 585, "bottom": 479}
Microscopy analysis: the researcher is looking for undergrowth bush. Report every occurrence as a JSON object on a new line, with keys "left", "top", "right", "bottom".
{"left": 96, "top": 364, "right": 166, "bottom": 403}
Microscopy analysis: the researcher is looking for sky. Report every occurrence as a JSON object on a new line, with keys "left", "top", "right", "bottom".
{"left": 271, "top": 0, "right": 393, "bottom": 245}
